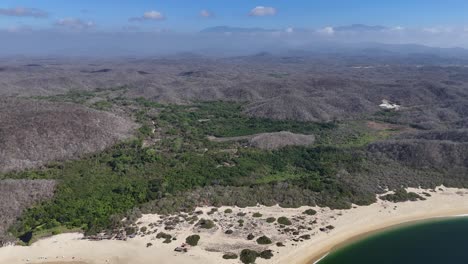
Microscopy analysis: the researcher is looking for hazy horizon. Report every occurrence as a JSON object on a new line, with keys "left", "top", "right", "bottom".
{"left": 2, "top": 1, "right": 468, "bottom": 56}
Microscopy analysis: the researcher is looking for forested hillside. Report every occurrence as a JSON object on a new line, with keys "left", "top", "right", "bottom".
{"left": 1, "top": 55, "right": 468, "bottom": 246}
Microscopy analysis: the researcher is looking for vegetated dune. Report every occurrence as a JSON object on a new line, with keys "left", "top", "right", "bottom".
{"left": 0, "top": 179, "right": 56, "bottom": 245}
{"left": 249, "top": 131, "right": 315, "bottom": 150}
{"left": 0, "top": 98, "right": 137, "bottom": 172}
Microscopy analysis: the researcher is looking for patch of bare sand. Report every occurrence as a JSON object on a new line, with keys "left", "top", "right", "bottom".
{"left": 33, "top": 262, "right": 87, "bottom": 264}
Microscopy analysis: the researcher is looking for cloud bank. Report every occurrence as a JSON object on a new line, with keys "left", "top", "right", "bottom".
{"left": 249, "top": 6, "right": 277, "bottom": 16}
{"left": 200, "top": 10, "right": 215, "bottom": 18}
{"left": 55, "top": 18, "right": 96, "bottom": 30}
{"left": 130, "top": 10, "right": 165, "bottom": 22}
{"left": 0, "top": 7, "right": 48, "bottom": 18}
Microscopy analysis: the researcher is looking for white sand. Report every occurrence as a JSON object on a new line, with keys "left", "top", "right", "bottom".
{"left": 276, "top": 186, "right": 468, "bottom": 264}
{"left": 1, "top": 186, "right": 467, "bottom": 264}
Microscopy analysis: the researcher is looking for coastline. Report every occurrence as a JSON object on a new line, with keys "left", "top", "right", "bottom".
{"left": 277, "top": 187, "right": 468, "bottom": 264}
{"left": 1, "top": 186, "right": 467, "bottom": 264}
{"left": 308, "top": 214, "right": 468, "bottom": 264}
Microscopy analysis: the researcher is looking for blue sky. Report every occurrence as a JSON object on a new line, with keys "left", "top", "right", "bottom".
{"left": 2, "top": 0, "right": 468, "bottom": 31}
{"left": 3, "top": 0, "right": 468, "bottom": 56}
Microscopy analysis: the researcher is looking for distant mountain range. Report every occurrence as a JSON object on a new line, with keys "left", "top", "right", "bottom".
{"left": 200, "top": 26, "right": 277, "bottom": 33}
{"left": 334, "top": 24, "right": 388, "bottom": 32}
{"left": 200, "top": 24, "right": 390, "bottom": 34}
{"left": 2, "top": 24, "right": 467, "bottom": 58}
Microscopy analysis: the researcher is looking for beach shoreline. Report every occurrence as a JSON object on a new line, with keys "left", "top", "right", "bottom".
{"left": 306, "top": 213, "right": 468, "bottom": 264}
{"left": 279, "top": 187, "right": 468, "bottom": 264}
{"left": 1, "top": 186, "right": 467, "bottom": 264}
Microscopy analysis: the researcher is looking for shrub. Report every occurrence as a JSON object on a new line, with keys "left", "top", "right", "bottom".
{"left": 207, "top": 208, "right": 218, "bottom": 215}
{"left": 252, "top": 212, "right": 262, "bottom": 218}
{"left": 266, "top": 217, "right": 276, "bottom": 223}
{"left": 146, "top": 243, "right": 153, "bottom": 247}
{"left": 259, "top": 250, "right": 274, "bottom": 259}
{"left": 277, "top": 217, "right": 292, "bottom": 225}
{"left": 256, "top": 235, "right": 272, "bottom": 245}
{"left": 303, "top": 209, "right": 317, "bottom": 215}
{"left": 125, "top": 227, "right": 137, "bottom": 235}
{"left": 187, "top": 215, "right": 199, "bottom": 224}
{"left": 240, "top": 249, "right": 258, "bottom": 264}
{"left": 381, "top": 189, "right": 424, "bottom": 202}
{"left": 222, "top": 252, "right": 238, "bottom": 259}
{"left": 140, "top": 226, "right": 147, "bottom": 233}
{"left": 224, "top": 208, "right": 233, "bottom": 214}
{"left": 197, "top": 219, "right": 215, "bottom": 229}
{"left": 156, "top": 232, "right": 172, "bottom": 240}
{"left": 237, "top": 212, "right": 246, "bottom": 217}
{"left": 225, "top": 230, "right": 233, "bottom": 235}
{"left": 247, "top": 233, "right": 255, "bottom": 240}
{"left": 276, "top": 242, "right": 285, "bottom": 247}
{"left": 186, "top": 234, "right": 200, "bottom": 246}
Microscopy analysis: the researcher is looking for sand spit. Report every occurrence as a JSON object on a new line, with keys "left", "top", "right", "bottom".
{"left": 0, "top": 186, "right": 467, "bottom": 264}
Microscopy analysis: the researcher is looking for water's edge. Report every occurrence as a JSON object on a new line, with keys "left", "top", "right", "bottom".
{"left": 311, "top": 214, "right": 468, "bottom": 264}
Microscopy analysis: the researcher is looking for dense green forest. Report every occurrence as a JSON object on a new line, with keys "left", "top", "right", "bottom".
{"left": 0, "top": 91, "right": 406, "bottom": 243}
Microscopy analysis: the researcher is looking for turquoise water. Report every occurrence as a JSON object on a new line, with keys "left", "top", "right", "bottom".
{"left": 318, "top": 217, "right": 468, "bottom": 264}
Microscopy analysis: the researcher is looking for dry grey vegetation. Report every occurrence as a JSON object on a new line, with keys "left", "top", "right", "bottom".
{"left": 0, "top": 98, "right": 136, "bottom": 172}
{"left": 67, "top": 55, "right": 465, "bottom": 178}
{"left": 1, "top": 54, "right": 467, "bottom": 126}
{"left": 249, "top": 131, "right": 315, "bottom": 150}
{"left": 0, "top": 179, "right": 56, "bottom": 245}
{"left": 208, "top": 131, "right": 315, "bottom": 150}
{"left": 369, "top": 138, "right": 468, "bottom": 168}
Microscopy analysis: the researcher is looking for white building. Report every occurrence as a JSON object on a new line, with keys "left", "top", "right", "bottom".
{"left": 379, "top": 99, "right": 401, "bottom": 111}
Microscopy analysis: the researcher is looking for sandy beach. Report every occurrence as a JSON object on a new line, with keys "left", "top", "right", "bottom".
{"left": 1, "top": 186, "right": 467, "bottom": 264}
{"left": 277, "top": 186, "right": 468, "bottom": 264}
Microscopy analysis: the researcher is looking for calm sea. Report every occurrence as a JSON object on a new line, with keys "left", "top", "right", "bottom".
{"left": 317, "top": 217, "right": 468, "bottom": 264}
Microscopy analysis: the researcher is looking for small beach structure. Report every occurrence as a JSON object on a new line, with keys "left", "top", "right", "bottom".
{"left": 174, "top": 243, "right": 190, "bottom": 253}
{"left": 379, "top": 99, "right": 401, "bottom": 111}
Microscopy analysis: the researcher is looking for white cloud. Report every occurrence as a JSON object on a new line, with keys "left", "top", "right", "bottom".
{"left": 423, "top": 27, "right": 453, "bottom": 34}
{"left": 391, "top": 26, "right": 405, "bottom": 31}
{"left": 0, "top": 7, "right": 48, "bottom": 18}
{"left": 200, "top": 10, "right": 215, "bottom": 18}
{"left": 130, "top": 10, "right": 165, "bottom": 22}
{"left": 249, "top": 6, "right": 277, "bottom": 17}
{"left": 318, "top": 26, "right": 335, "bottom": 35}
{"left": 55, "top": 18, "right": 96, "bottom": 30}
{"left": 144, "top": 11, "right": 165, "bottom": 20}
